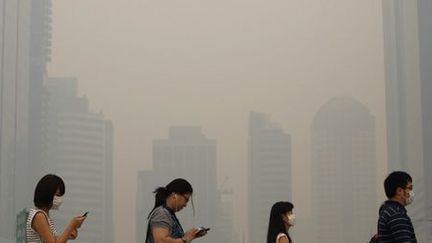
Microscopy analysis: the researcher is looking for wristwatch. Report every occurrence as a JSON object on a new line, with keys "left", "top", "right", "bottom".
{"left": 181, "top": 237, "right": 188, "bottom": 243}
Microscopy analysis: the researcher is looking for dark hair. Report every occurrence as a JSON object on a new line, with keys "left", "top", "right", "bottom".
{"left": 33, "top": 174, "right": 65, "bottom": 209}
{"left": 267, "top": 201, "right": 293, "bottom": 243}
{"left": 384, "top": 171, "right": 412, "bottom": 198}
{"left": 149, "top": 178, "right": 193, "bottom": 214}
{"left": 145, "top": 178, "right": 194, "bottom": 243}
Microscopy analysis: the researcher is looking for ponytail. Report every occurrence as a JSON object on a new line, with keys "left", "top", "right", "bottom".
{"left": 147, "top": 178, "right": 193, "bottom": 219}
{"left": 153, "top": 187, "right": 168, "bottom": 209}
{"left": 145, "top": 178, "right": 193, "bottom": 242}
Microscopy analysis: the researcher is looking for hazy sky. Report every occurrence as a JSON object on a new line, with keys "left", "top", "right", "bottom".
{"left": 48, "top": 1, "right": 386, "bottom": 242}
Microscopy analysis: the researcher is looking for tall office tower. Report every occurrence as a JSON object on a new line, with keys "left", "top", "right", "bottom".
{"left": 0, "top": 0, "right": 31, "bottom": 240}
{"left": 248, "top": 112, "right": 291, "bottom": 243}
{"left": 311, "top": 97, "right": 376, "bottom": 243}
{"left": 215, "top": 186, "right": 237, "bottom": 243}
{"left": 136, "top": 170, "right": 157, "bottom": 243}
{"left": 383, "top": 0, "right": 431, "bottom": 239}
{"left": 28, "top": 0, "right": 52, "bottom": 186}
{"left": 418, "top": 0, "right": 432, "bottom": 240}
{"left": 137, "top": 126, "right": 222, "bottom": 243}
{"left": 383, "top": 0, "right": 424, "bottom": 184}
{"left": 41, "top": 77, "right": 114, "bottom": 243}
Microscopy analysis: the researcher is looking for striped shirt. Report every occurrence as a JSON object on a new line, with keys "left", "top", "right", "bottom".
{"left": 26, "top": 208, "right": 57, "bottom": 243}
{"left": 377, "top": 200, "right": 416, "bottom": 243}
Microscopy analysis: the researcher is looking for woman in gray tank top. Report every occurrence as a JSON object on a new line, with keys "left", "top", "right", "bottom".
{"left": 145, "top": 178, "right": 208, "bottom": 243}
{"left": 26, "top": 174, "right": 87, "bottom": 243}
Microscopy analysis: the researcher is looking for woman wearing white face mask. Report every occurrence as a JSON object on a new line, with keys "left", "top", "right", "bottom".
{"left": 267, "top": 201, "right": 295, "bottom": 243}
{"left": 26, "top": 174, "right": 87, "bottom": 243}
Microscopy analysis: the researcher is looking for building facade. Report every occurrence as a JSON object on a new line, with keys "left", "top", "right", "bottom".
{"left": 311, "top": 97, "right": 376, "bottom": 243}
{"left": 248, "top": 112, "right": 292, "bottom": 243}
{"left": 0, "top": 0, "right": 31, "bottom": 240}
{"left": 41, "top": 77, "right": 114, "bottom": 243}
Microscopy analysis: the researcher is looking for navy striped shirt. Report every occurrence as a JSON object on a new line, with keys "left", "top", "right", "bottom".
{"left": 377, "top": 200, "right": 416, "bottom": 243}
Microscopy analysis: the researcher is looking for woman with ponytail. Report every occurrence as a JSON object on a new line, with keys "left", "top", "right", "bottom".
{"left": 267, "top": 201, "right": 295, "bottom": 243}
{"left": 145, "top": 178, "right": 207, "bottom": 243}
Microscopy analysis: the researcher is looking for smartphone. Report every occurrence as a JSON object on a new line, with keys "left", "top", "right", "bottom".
{"left": 196, "top": 227, "right": 210, "bottom": 235}
{"left": 82, "top": 211, "right": 89, "bottom": 217}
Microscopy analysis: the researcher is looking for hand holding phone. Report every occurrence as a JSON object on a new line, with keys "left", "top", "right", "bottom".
{"left": 196, "top": 227, "right": 210, "bottom": 236}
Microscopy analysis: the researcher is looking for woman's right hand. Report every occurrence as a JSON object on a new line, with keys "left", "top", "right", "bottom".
{"left": 183, "top": 228, "right": 201, "bottom": 242}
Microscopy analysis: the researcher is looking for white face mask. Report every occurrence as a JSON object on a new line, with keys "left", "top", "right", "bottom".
{"left": 287, "top": 213, "right": 296, "bottom": 226}
{"left": 52, "top": 195, "right": 63, "bottom": 210}
{"left": 406, "top": 190, "right": 415, "bottom": 205}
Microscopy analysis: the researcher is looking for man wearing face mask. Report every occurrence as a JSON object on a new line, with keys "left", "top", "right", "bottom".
{"left": 377, "top": 171, "right": 417, "bottom": 243}
{"left": 26, "top": 174, "right": 87, "bottom": 243}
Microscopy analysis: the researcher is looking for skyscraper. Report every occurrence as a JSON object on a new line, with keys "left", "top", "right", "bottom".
{"left": 0, "top": 0, "right": 31, "bottom": 239}
{"left": 28, "top": 0, "right": 53, "bottom": 187}
{"left": 383, "top": 0, "right": 424, "bottom": 183}
{"left": 215, "top": 184, "right": 237, "bottom": 243}
{"left": 41, "top": 77, "right": 114, "bottom": 243}
{"left": 248, "top": 112, "right": 291, "bottom": 243}
{"left": 383, "top": 0, "right": 431, "bottom": 239}
{"left": 136, "top": 170, "right": 159, "bottom": 243}
{"left": 137, "top": 126, "right": 223, "bottom": 243}
{"left": 417, "top": 0, "right": 432, "bottom": 239}
{"left": 311, "top": 97, "right": 376, "bottom": 243}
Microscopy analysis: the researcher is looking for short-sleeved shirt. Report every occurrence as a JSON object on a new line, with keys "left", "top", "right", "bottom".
{"left": 377, "top": 200, "right": 417, "bottom": 243}
{"left": 146, "top": 206, "right": 184, "bottom": 243}
{"left": 26, "top": 208, "right": 57, "bottom": 243}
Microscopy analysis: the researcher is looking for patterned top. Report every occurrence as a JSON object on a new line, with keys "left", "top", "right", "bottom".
{"left": 26, "top": 208, "right": 57, "bottom": 243}
{"left": 378, "top": 200, "right": 417, "bottom": 243}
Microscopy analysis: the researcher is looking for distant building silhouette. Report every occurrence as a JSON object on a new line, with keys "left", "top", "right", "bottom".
{"left": 215, "top": 178, "right": 238, "bottom": 243}
{"left": 136, "top": 126, "right": 228, "bottom": 243}
{"left": 417, "top": 0, "right": 432, "bottom": 239}
{"left": 40, "top": 77, "right": 114, "bottom": 243}
{"left": 248, "top": 112, "right": 292, "bottom": 243}
{"left": 383, "top": 0, "right": 432, "bottom": 239}
{"left": 311, "top": 97, "right": 376, "bottom": 243}
{"left": 28, "top": 0, "right": 53, "bottom": 188}
{"left": 0, "top": 0, "right": 32, "bottom": 240}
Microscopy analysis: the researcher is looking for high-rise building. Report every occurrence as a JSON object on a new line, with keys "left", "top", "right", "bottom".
{"left": 215, "top": 186, "right": 237, "bottom": 243}
{"left": 0, "top": 0, "right": 31, "bottom": 240}
{"left": 136, "top": 170, "right": 158, "bottom": 243}
{"left": 137, "top": 126, "right": 224, "bottom": 243}
{"left": 41, "top": 77, "right": 114, "bottom": 243}
{"left": 248, "top": 112, "right": 292, "bottom": 243}
{"left": 383, "top": 0, "right": 424, "bottom": 183}
{"left": 28, "top": 0, "right": 53, "bottom": 184}
{"left": 417, "top": 0, "right": 432, "bottom": 239}
{"left": 311, "top": 97, "right": 376, "bottom": 243}
{"left": 383, "top": 0, "right": 431, "bottom": 239}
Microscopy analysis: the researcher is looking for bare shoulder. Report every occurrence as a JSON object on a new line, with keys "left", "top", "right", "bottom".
{"left": 277, "top": 234, "right": 289, "bottom": 243}
{"left": 32, "top": 211, "right": 49, "bottom": 230}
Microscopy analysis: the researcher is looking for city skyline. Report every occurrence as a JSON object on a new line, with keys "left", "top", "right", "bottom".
{"left": 3, "top": 0, "right": 431, "bottom": 242}
{"left": 47, "top": 3, "right": 388, "bottom": 241}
